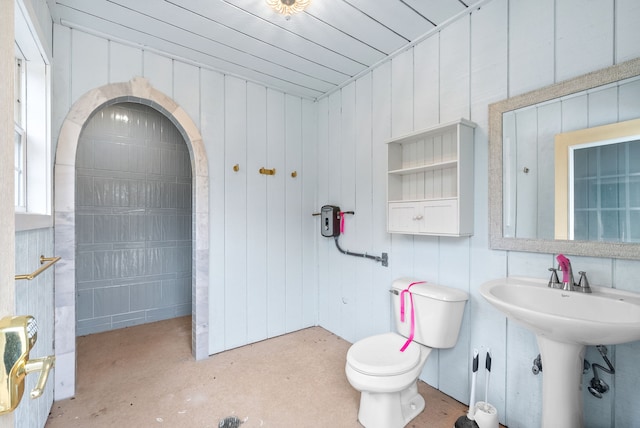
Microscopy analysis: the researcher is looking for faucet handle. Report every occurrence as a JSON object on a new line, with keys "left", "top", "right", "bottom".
{"left": 577, "top": 271, "right": 592, "bottom": 293}
{"left": 548, "top": 267, "right": 561, "bottom": 289}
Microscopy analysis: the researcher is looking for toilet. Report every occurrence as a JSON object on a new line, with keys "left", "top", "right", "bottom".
{"left": 345, "top": 278, "right": 469, "bottom": 428}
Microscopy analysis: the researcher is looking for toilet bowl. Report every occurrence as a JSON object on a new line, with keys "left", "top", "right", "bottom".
{"left": 345, "top": 333, "right": 432, "bottom": 428}
{"left": 345, "top": 278, "right": 468, "bottom": 428}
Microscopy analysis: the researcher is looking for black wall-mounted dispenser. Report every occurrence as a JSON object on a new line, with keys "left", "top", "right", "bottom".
{"left": 320, "top": 205, "right": 341, "bottom": 237}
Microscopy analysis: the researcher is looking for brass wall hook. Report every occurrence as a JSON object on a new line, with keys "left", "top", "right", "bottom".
{"left": 233, "top": 164, "right": 239, "bottom": 172}
{"left": 259, "top": 167, "right": 276, "bottom": 176}
{"left": 291, "top": 171, "right": 297, "bottom": 178}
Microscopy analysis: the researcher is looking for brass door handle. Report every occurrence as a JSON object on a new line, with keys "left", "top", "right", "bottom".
{"left": 24, "top": 355, "right": 56, "bottom": 398}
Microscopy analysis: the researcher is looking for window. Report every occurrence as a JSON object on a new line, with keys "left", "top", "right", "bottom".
{"left": 14, "top": 4, "right": 52, "bottom": 230}
{"left": 15, "top": 58, "right": 26, "bottom": 210}
{"left": 14, "top": 124, "right": 25, "bottom": 209}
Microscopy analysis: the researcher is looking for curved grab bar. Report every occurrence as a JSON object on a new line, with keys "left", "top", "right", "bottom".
{"left": 15, "top": 256, "right": 61, "bottom": 281}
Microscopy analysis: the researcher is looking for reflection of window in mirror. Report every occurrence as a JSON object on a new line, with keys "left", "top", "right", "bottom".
{"left": 555, "top": 118, "right": 640, "bottom": 242}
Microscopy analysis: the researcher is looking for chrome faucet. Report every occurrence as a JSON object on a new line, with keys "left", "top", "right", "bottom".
{"left": 552, "top": 254, "right": 592, "bottom": 293}
{"left": 577, "top": 271, "right": 592, "bottom": 293}
{"left": 547, "top": 267, "right": 561, "bottom": 289}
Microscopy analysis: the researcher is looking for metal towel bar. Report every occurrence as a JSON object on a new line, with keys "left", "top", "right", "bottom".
{"left": 15, "top": 256, "right": 61, "bottom": 281}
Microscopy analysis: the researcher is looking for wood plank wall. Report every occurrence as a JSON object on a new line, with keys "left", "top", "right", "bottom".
{"left": 51, "top": 25, "right": 318, "bottom": 357}
{"left": 316, "top": 0, "right": 640, "bottom": 427}
{"left": 49, "top": 0, "right": 640, "bottom": 426}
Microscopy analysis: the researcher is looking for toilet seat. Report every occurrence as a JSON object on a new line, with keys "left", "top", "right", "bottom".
{"left": 347, "top": 333, "right": 421, "bottom": 376}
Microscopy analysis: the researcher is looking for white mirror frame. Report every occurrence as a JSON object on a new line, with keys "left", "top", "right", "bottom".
{"left": 489, "top": 57, "right": 640, "bottom": 259}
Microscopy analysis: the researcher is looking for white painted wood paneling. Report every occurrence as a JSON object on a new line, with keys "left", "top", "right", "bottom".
{"left": 339, "top": 82, "right": 357, "bottom": 342}
{"left": 285, "top": 94, "right": 303, "bottom": 332}
{"left": 346, "top": 0, "right": 435, "bottom": 41}
{"left": 200, "top": 67, "right": 226, "bottom": 354}
{"left": 616, "top": 0, "right": 640, "bottom": 62}
{"left": 316, "top": 96, "right": 330, "bottom": 330}
{"left": 508, "top": 0, "right": 555, "bottom": 97}
{"left": 402, "top": 0, "right": 466, "bottom": 25}
{"left": 109, "top": 41, "right": 142, "bottom": 84}
{"left": 556, "top": 0, "right": 614, "bottom": 82}
{"left": 323, "top": 91, "right": 343, "bottom": 335}
{"left": 71, "top": 30, "right": 108, "bottom": 104}
{"left": 414, "top": 35, "right": 440, "bottom": 129}
{"left": 507, "top": 0, "right": 556, "bottom": 96}
{"left": 371, "top": 63, "right": 393, "bottom": 336}
{"left": 112, "top": 0, "right": 348, "bottom": 87}
{"left": 439, "top": 15, "right": 470, "bottom": 122}
{"left": 223, "top": 76, "right": 248, "bottom": 349}
{"left": 391, "top": 49, "right": 414, "bottom": 137}
{"left": 246, "top": 82, "right": 268, "bottom": 343}
{"left": 300, "top": 98, "right": 318, "bottom": 328}
{"left": 354, "top": 74, "right": 375, "bottom": 340}
{"left": 143, "top": 51, "right": 173, "bottom": 98}
{"left": 266, "top": 89, "right": 287, "bottom": 337}
{"left": 198, "top": 0, "right": 373, "bottom": 73}
{"left": 173, "top": 62, "right": 201, "bottom": 129}
{"left": 51, "top": 24, "right": 71, "bottom": 153}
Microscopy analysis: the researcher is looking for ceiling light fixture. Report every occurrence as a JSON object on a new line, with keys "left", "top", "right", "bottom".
{"left": 266, "top": 0, "right": 311, "bottom": 19}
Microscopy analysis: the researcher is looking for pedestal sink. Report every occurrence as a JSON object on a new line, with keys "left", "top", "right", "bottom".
{"left": 480, "top": 277, "right": 640, "bottom": 428}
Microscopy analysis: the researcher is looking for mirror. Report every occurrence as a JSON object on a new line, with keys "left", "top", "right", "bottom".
{"left": 489, "top": 57, "right": 640, "bottom": 259}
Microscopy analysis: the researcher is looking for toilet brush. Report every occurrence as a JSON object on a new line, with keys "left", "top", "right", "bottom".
{"left": 454, "top": 349, "right": 479, "bottom": 428}
{"left": 474, "top": 349, "right": 498, "bottom": 428}
{"left": 483, "top": 349, "right": 492, "bottom": 411}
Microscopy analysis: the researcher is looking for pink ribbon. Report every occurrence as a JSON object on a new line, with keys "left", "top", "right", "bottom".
{"left": 400, "top": 281, "right": 426, "bottom": 352}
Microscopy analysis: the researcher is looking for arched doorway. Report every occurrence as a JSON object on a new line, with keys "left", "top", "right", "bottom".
{"left": 53, "top": 77, "right": 209, "bottom": 400}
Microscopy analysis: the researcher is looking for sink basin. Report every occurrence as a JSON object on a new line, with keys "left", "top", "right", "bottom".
{"left": 480, "top": 277, "right": 640, "bottom": 345}
{"left": 480, "top": 276, "right": 640, "bottom": 428}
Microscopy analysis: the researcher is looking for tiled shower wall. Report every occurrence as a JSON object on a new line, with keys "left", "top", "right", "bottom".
{"left": 75, "top": 102, "right": 192, "bottom": 336}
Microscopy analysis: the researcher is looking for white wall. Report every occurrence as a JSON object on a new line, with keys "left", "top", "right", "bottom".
{"left": 316, "top": 0, "right": 640, "bottom": 427}
{"left": 51, "top": 24, "right": 319, "bottom": 356}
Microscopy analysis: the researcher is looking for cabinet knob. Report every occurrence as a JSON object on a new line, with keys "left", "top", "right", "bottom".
{"left": 413, "top": 215, "right": 423, "bottom": 221}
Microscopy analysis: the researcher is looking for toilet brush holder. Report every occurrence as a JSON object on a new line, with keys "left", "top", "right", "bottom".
{"left": 473, "top": 402, "right": 498, "bottom": 428}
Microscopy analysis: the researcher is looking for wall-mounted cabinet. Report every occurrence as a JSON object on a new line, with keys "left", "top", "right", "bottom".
{"left": 387, "top": 119, "right": 476, "bottom": 236}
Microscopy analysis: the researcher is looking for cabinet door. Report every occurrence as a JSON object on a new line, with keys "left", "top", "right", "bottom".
{"left": 420, "top": 199, "right": 458, "bottom": 235}
{"left": 388, "top": 202, "right": 421, "bottom": 233}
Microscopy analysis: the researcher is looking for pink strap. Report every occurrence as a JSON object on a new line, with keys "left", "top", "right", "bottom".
{"left": 340, "top": 212, "right": 345, "bottom": 234}
{"left": 400, "top": 281, "right": 426, "bottom": 352}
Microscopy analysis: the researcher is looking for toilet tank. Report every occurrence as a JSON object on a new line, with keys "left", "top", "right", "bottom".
{"left": 391, "top": 278, "right": 469, "bottom": 349}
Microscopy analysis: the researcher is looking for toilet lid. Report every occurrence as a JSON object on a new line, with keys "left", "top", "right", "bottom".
{"left": 347, "top": 333, "right": 421, "bottom": 376}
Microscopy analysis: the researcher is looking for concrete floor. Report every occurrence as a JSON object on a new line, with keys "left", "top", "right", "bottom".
{"left": 45, "top": 317, "right": 482, "bottom": 427}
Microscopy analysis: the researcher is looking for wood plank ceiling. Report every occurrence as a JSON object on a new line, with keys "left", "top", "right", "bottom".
{"left": 46, "top": 0, "right": 480, "bottom": 99}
